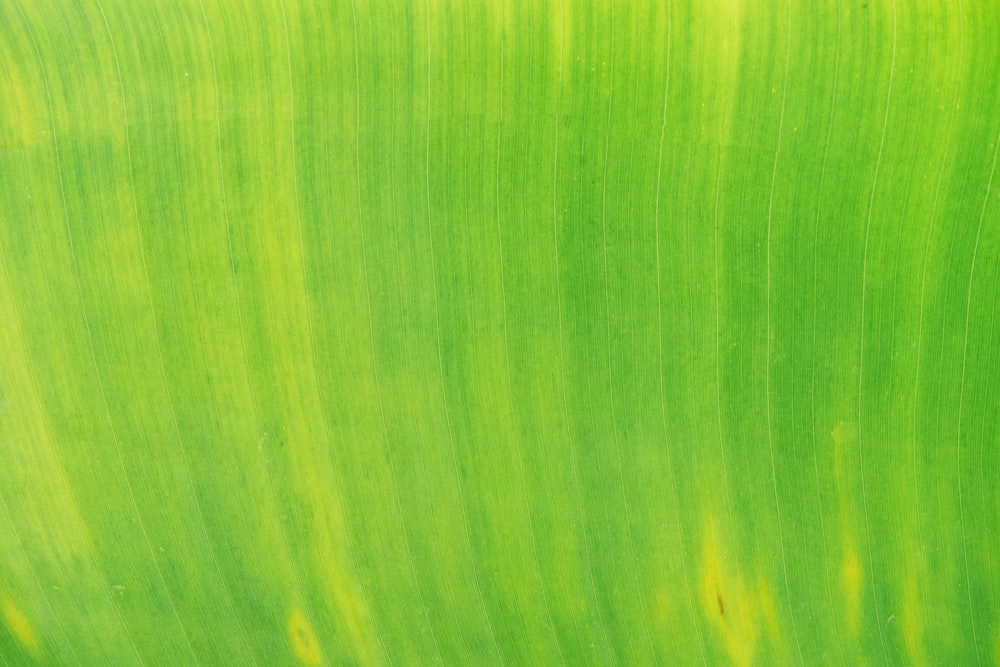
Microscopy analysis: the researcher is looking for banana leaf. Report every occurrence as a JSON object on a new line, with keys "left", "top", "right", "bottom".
{"left": 1, "top": 1, "right": 998, "bottom": 664}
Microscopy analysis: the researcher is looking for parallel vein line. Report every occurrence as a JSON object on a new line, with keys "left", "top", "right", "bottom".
{"left": 809, "top": 2, "right": 846, "bottom": 662}
{"left": 956, "top": 127, "right": 1000, "bottom": 667}
{"left": 194, "top": 2, "right": 309, "bottom": 659}
{"left": 23, "top": 2, "right": 198, "bottom": 661}
{"left": 763, "top": 1, "right": 803, "bottom": 662}
{"left": 652, "top": 2, "right": 708, "bottom": 660}
{"left": 278, "top": 2, "right": 394, "bottom": 663}
{"left": 911, "top": 0, "right": 964, "bottom": 629}
{"left": 599, "top": 6, "right": 658, "bottom": 661}
{"left": 492, "top": 8, "right": 568, "bottom": 663}
{"left": 857, "top": 2, "right": 896, "bottom": 662}
{"left": 423, "top": 5, "right": 505, "bottom": 662}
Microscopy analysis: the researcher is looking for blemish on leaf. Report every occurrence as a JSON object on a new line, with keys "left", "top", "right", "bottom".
{"left": 288, "top": 608, "right": 322, "bottom": 666}
{"left": 2, "top": 599, "right": 39, "bottom": 656}
{"left": 842, "top": 544, "right": 862, "bottom": 636}
{"left": 757, "top": 579, "right": 784, "bottom": 650}
{"left": 651, "top": 578, "right": 675, "bottom": 634}
{"left": 698, "top": 517, "right": 756, "bottom": 666}
{"left": 902, "top": 569, "right": 927, "bottom": 666}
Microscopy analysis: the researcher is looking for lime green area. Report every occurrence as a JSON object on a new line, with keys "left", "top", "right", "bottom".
{"left": 1, "top": 1, "right": 999, "bottom": 665}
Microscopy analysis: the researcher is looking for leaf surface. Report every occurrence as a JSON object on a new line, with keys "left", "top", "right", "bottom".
{"left": 1, "top": 1, "right": 998, "bottom": 665}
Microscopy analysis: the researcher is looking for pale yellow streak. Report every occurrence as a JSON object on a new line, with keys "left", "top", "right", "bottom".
{"left": 652, "top": 584, "right": 674, "bottom": 635}
{"left": 2, "top": 599, "right": 39, "bottom": 656}
{"left": 288, "top": 608, "right": 322, "bottom": 666}
{"left": 831, "top": 422, "right": 864, "bottom": 638}
{"left": 698, "top": 516, "right": 757, "bottom": 667}
{"left": 902, "top": 563, "right": 927, "bottom": 666}
{"left": 322, "top": 569, "right": 380, "bottom": 667}
{"left": 841, "top": 541, "right": 862, "bottom": 637}
{"left": 757, "top": 578, "right": 784, "bottom": 652}
{"left": 0, "top": 65, "right": 43, "bottom": 146}
{"left": 301, "top": 461, "right": 382, "bottom": 667}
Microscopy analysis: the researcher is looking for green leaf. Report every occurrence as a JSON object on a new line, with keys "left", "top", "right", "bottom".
{"left": 1, "top": 1, "right": 998, "bottom": 665}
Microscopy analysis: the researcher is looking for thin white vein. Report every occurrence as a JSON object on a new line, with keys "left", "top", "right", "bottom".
{"left": 0, "top": 37, "right": 92, "bottom": 663}
{"left": 0, "top": 469, "right": 79, "bottom": 665}
{"left": 277, "top": 2, "right": 393, "bottom": 662}
{"left": 711, "top": 2, "right": 755, "bottom": 617}
{"left": 111, "top": 6, "right": 266, "bottom": 664}
{"left": 912, "top": 3, "right": 964, "bottom": 619}
{"left": 711, "top": 148, "right": 750, "bottom": 604}
{"left": 231, "top": 10, "right": 324, "bottom": 658}
{"left": 0, "top": 176, "right": 84, "bottom": 667}
{"left": 857, "top": 3, "right": 896, "bottom": 663}
{"left": 652, "top": 3, "right": 707, "bottom": 661}
{"left": 423, "top": 6, "right": 505, "bottom": 662}
{"left": 384, "top": 10, "right": 412, "bottom": 400}
{"left": 809, "top": 3, "right": 846, "bottom": 663}
{"left": 23, "top": 2, "right": 199, "bottom": 662}
{"left": 549, "top": 3, "right": 622, "bottom": 660}
{"left": 172, "top": 5, "right": 293, "bottom": 663}
{"left": 599, "top": 7, "right": 657, "bottom": 662}
{"left": 96, "top": 7, "right": 210, "bottom": 661}
{"left": 492, "top": 11, "right": 568, "bottom": 665}
{"left": 195, "top": 0, "right": 309, "bottom": 652}
{"left": 349, "top": 1, "right": 442, "bottom": 662}
{"left": 763, "top": 2, "right": 802, "bottom": 662}
{"left": 86, "top": 139, "right": 182, "bottom": 665}
{"left": 382, "top": 20, "right": 445, "bottom": 655}
{"left": 956, "top": 129, "right": 1000, "bottom": 667}
{"left": 384, "top": 8, "right": 409, "bottom": 369}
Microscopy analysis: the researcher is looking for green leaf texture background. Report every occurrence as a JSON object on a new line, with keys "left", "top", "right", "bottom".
{"left": 1, "top": 1, "right": 999, "bottom": 665}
